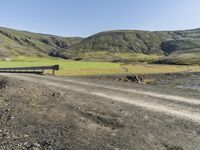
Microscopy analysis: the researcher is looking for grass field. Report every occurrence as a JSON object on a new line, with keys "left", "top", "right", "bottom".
{"left": 0, "top": 57, "right": 199, "bottom": 76}
{"left": 78, "top": 52, "right": 162, "bottom": 63}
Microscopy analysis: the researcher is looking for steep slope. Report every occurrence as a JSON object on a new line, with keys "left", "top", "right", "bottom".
{"left": 0, "top": 27, "right": 200, "bottom": 65}
{"left": 55, "top": 30, "right": 162, "bottom": 60}
{"left": 57, "top": 29, "right": 200, "bottom": 64}
{"left": 69, "top": 30, "right": 163, "bottom": 54}
{"left": 0, "top": 27, "right": 82, "bottom": 58}
{"left": 156, "top": 28, "right": 200, "bottom": 54}
{"left": 60, "top": 29, "right": 200, "bottom": 55}
{"left": 154, "top": 29, "right": 200, "bottom": 65}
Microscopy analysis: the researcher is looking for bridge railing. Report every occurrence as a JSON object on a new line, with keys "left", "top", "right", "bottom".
{"left": 0, "top": 65, "right": 59, "bottom": 75}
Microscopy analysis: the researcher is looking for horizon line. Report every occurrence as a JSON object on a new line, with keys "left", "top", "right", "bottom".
{"left": 0, "top": 25, "right": 200, "bottom": 38}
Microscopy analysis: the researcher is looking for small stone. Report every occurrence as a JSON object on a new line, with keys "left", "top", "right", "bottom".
{"left": 23, "top": 142, "right": 28, "bottom": 146}
{"left": 12, "top": 135, "right": 18, "bottom": 139}
{"left": 24, "top": 134, "right": 29, "bottom": 138}
{"left": 10, "top": 116, "right": 15, "bottom": 120}
{"left": 112, "top": 133, "right": 116, "bottom": 136}
{"left": 17, "top": 143, "right": 23, "bottom": 146}
{"left": 33, "top": 143, "right": 41, "bottom": 148}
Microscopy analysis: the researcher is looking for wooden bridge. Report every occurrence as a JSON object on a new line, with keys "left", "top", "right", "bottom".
{"left": 0, "top": 65, "right": 59, "bottom": 75}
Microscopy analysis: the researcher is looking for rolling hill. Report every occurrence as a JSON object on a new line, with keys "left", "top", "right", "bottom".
{"left": 58, "top": 29, "right": 200, "bottom": 64}
{"left": 0, "top": 27, "right": 200, "bottom": 65}
{"left": 0, "top": 27, "right": 82, "bottom": 58}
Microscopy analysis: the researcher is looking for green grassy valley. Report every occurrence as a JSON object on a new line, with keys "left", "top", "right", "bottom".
{"left": 0, "top": 56, "right": 199, "bottom": 76}
{"left": 0, "top": 27, "right": 200, "bottom": 65}
{"left": 59, "top": 29, "right": 200, "bottom": 64}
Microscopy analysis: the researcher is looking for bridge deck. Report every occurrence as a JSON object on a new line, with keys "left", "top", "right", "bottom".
{"left": 0, "top": 65, "right": 59, "bottom": 75}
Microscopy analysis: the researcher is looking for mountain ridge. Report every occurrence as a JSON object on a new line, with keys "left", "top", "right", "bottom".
{"left": 0, "top": 26, "right": 83, "bottom": 58}
{"left": 0, "top": 26, "right": 200, "bottom": 65}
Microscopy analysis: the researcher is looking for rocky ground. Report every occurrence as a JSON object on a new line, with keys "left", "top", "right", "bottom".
{"left": 0, "top": 73, "right": 200, "bottom": 150}
{"left": 82, "top": 72, "right": 200, "bottom": 91}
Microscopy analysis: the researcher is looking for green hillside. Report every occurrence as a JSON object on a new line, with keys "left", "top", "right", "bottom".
{"left": 58, "top": 29, "right": 200, "bottom": 64}
{"left": 57, "top": 30, "right": 163, "bottom": 60}
{"left": 69, "top": 30, "right": 163, "bottom": 54}
{"left": 0, "top": 27, "right": 82, "bottom": 58}
{"left": 0, "top": 27, "right": 200, "bottom": 65}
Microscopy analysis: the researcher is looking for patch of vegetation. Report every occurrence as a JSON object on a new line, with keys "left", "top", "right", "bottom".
{"left": 154, "top": 53, "right": 200, "bottom": 65}
{"left": 75, "top": 51, "right": 161, "bottom": 63}
{"left": 0, "top": 27, "right": 82, "bottom": 58}
{"left": 0, "top": 57, "right": 199, "bottom": 76}
{"left": 66, "top": 30, "right": 162, "bottom": 54}
{"left": 59, "top": 29, "right": 200, "bottom": 55}
{"left": 1, "top": 27, "right": 200, "bottom": 65}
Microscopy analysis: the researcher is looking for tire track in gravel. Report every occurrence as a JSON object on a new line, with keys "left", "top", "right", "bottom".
{"left": 2, "top": 73, "right": 200, "bottom": 123}
{"left": 24, "top": 74, "right": 200, "bottom": 105}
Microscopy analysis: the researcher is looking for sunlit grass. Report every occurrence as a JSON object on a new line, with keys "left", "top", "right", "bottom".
{"left": 78, "top": 51, "right": 161, "bottom": 63}
{"left": 0, "top": 56, "right": 199, "bottom": 76}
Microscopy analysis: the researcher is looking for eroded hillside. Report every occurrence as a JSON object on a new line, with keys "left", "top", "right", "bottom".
{"left": 0, "top": 27, "right": 82, "bottom": 58}
{"left": 0, "top": 27, "right": 200, "bottom": 65}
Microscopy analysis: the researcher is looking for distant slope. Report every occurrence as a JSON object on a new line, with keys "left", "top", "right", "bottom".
{"left": 0, "top": 27, "right": 200, "bottom": 65}
{"left": 156, "top": 28, "right": 200, "bottom": 54}
{"left": 0, "top": 27, "right": 82, "bottom": 58}
{"left": 154, "top": 29, "right": 200, "bottom": 65}
{"left": 68, "top": 30, "right": 163, "bottom": 54}
{"left": 59, "top": 29, "right": 200, "bottom": 55}
{"left": 57, "top": 29, "right": 200, "bottom": 64}
{"left": 57, "top": 30, "right": 165, "bottom": 60}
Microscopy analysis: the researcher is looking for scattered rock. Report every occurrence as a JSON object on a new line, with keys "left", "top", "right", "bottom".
{"left": 0, "top": 80, "right": 7, "bottom": 89}
{"left": 52, "top": 93, "right": 56, "bottom": 97}
{"left": 126, "top": 75, "right": 143, "bottom": 83}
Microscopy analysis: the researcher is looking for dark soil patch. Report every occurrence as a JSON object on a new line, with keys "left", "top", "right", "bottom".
{"left": 81, "top": 72, "right": 200, "bottom": 90}
{"left": 0, "top": 79, "right": 8, "bottom": 89}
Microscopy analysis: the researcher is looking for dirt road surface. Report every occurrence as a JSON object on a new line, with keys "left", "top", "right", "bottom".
{"left": 0, "top": 73, "right": 200, "bottom": 150}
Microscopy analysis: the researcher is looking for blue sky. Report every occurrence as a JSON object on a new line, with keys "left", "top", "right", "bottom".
{"left": 0, "top": 0, "right": 200, "bottom": 37}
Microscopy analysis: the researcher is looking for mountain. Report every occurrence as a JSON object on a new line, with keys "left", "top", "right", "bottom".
{"left": 57, "top": 29, "right": 200, "bottom": 64}
{"left": 0, "top": 27, "right": 82, "bottom": 58}
{"left": 0, "top": 27, "right": 200, "bottom": 65}
{"left": 67, "top": 30, "right": 163, "bottom": 54}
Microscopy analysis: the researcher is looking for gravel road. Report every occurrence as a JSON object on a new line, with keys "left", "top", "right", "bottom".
{"left": 0, "top": 73, "right": 200, "bottom": 150}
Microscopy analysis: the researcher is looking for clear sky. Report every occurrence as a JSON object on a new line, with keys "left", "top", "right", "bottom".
{"left": 0, "top": 0, "right": 200, "bottom": 37}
